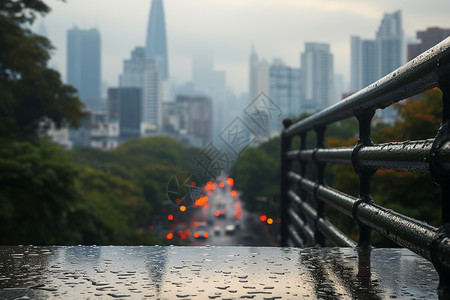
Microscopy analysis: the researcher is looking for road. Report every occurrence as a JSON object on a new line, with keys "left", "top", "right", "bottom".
{"left": 163, "top": 177, "right": 279, "bottom": 246}
{"left": 187, "top": 180, "right": 277, "bottom": 246}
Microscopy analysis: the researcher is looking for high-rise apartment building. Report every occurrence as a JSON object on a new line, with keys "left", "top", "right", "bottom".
{"left": 269, "top": 58, "right": 301, "bottom": 119}
{"left": 142, "top": 65, "right": 162, "bottom": 130}
{"left": 249, "top": 47, "right": 270, "bottom": 99}
{"left": 376, "top": 10, "right": 404, "bottom": 78}
{"left": 350, "top": 36, "right": 377, "bottom": 91}
{"left": 117, "top": 87, "right": 142, "bottom": 140}
{"left": 120, "top": 47, "right": 147, "bottom": 88}
{"left": 248, "top": 47, "right": 271, "bottom": 139}
{"left": 301, "top": 42, "right": 334, "bottom": 111}
{"left": 146, "top": 0, "right": 168, "bottom": 80}
{"left": 408, "top": 27, "right": 450, "bottom": 60}
{"left": 119, "top": 47, "right": 162, "bottom": 132}
{"left": 176, "top": 95, "right": 212, "bottom": 147}
{"left": 350, "top": 11, "right": 403, "bottom": 92}
{"left": 67, "top": 27, "right": 101, "bottom": 108}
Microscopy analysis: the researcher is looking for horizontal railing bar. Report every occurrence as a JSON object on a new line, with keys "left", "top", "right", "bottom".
{"left": 285, "top": 37, "right": 450, "bottom": 137}
{"left": 288, "top": 189, "right": 356, "bottom": 247}
{"left": 316, "top": 184, "right": 359, "bottom": 218}
{"left": 286, "top": 150, "right": 298, "bottom": 160}
{"left": 317, "top": 218, "right": 357, "bottom": 247}
{"left": 288, "top": 208, "right": 315, "bottom": 243}
{"left": 287, "top": 171, "right": 302, "bottom": 183}
{"left": 288, "top": 190, "right": 316, "bottom": 224}
{"left": 287, "top": 172, "right": 442, "bottom": 263}
{"left": 289, "top": 171, "right": 357, "bottom": 218}
{"left": 357, "top": 202, "right": 438, "bottom": 261}
{"left": 299, "top": 150, "right": 314, "bottom": 162}
{"left": 286, "top": 139, "right": 450, "bottom": 173}
{"left": 358, "top": 139, "right": 433, "bottom": 172}
{"left": 288, "top": 224, "right": 304, "bottom": 247}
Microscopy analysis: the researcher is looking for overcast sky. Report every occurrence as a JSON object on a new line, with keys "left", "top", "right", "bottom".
{"left": 35, "top": 0, "right": 450, "bottom": 96}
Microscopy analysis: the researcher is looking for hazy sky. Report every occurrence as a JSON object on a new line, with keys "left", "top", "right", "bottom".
{"left": 35, "top": 0, "right": 450, "bottom": 95}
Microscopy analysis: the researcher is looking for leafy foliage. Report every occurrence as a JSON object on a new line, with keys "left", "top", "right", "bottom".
{"left": 0, "top": 0, "right": 85, "bottom": 139}
{"left": 0, "top": 138, "right": 82, "bottom": 244}
{"left": 0, "top": 138, "right": 165, "bottom": 245}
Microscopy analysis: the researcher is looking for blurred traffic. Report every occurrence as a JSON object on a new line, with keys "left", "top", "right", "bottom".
{"left": 161, "top": 176, "right": 279, "bottom": 246}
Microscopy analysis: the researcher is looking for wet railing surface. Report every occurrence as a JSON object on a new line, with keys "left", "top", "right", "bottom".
{"left": 0, "top": 246, "right": 439, "bottom": 299}
{"left": 280, "top": 36, "right": 450, "bottom": 296}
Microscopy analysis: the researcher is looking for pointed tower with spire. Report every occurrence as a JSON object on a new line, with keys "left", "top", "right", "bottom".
{"left": 145, "top": 0, "right": 168, "bottom": 80}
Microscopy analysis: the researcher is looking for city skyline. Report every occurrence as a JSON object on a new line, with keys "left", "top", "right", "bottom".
{"left": 35, "top": 0, "right": 450, "bottom": 95}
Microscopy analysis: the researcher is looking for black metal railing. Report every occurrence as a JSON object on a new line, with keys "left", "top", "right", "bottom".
{"left": 280, "top": 37, "right": 450, "bottom": 295}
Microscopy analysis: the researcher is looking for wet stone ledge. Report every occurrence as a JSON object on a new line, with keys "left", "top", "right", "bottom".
{"left": 0, "top": 246, "right": 439, "bottom": 299}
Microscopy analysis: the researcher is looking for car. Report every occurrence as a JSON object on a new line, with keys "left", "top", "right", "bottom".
{"left": 215, "top": 202, "right": 227, "bottom": 218}
{"left": 225, "top": 224, "right": 235, "bottom": 235}
{"left": 173, "top": 224, "right": 189, "bottom": 240}
{"left": 193, "top": 222, "right": 209, "bottom": 239}
{"left": 214, "top": 225, "right": 221, "bottom": 235}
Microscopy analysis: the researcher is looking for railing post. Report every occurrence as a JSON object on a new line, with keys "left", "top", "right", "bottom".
{"left": 352, "top": 109, "right": 376, "bottom": 249}
{"left": 280, "top": 118, "right": 293, "bottom": 247}
{"left": 313, "top": 125, "right": 326, "bottom": 246}
{"left": 430, "top": 73, "right": 450, "bottom": 296}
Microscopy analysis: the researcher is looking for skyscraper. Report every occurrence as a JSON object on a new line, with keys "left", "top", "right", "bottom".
{"left": 248, "top": 47, "right": 270, "bottom": 99}
{"left": 350, "top": 11, "right": 403, "bottom": 93}
{"left": 119, "top": 47, "right": 162, "bottom": 131}
{"left": 67, "top": 27, "right": 101, "bottom": 108}
{"left": 350, "top": 36, "right": 377, "bottom": 91}
{"left": 301, "top": 42, "right": 334, "bottom": 111}
{"left": 117, "top": 87, "right": 142, "bottom": 140}
{"left": 142, "top": 64, "right": 162, "bottom": 130}
{"left": 269, "top": 58, "right": 301, "bottom": 120}
{"left": 120, "top": 47, "right": 147, "bottom": 88}
{"left": 248, "top": 47, "right": 270, "bottom": 139}
{"left": 376, "top": 10, "right": 404, "bottom": 77}
{"left": 145, "top": 0, "right": 168, "bottom": 80}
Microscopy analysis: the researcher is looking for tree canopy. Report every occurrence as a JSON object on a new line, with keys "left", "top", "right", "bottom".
{"left": 0, "top": 0, "right": 85, "bottom": 139}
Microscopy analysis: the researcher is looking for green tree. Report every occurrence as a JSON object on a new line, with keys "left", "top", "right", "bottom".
{"left": 0, "top": 139, "right": 83, "bottom": 244}
{"left": 230, "top": 145, "right": 280, "bottom": 213}
{"left": 0, "top": 0, "right": 85, "bottom": 139}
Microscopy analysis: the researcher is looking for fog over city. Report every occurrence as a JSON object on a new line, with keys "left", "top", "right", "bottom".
{"left": 35, "top": 0, "right": 450, "bottom": 95}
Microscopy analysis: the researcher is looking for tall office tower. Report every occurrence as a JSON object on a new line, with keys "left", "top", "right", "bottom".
{"left": 361, "top": 40, "right": 377, "bottom": 89}
{"left": 408, "top": 27, "right": 450, "bottom": 60}
{"left": 248, "top": 47, "right": 271, "bottom": 139}
{"left": 350, "top": 36, "right": 362, "bottom": 92}
{"left": 119, "top": 47, "right": 162, "bottom": 132}
{"left": 176, "top": 95, "right": 212, "bottom": 147}
{"left": 118, "top": 87, "right": 142, "bottom": 140}
{"left": 350, "top": 11, "right": 403, "bottom": 93}
{"left": 67, "top": 27, "right": 101, "bottom": 108}
{"left": 142, "top": 65, "right": 162, "bottom": 131}
{"left": 107, "top": 88, "right": 119, "bottom": 122}
{"left": 120, "top": 47, "right": 147, "bottom": 87}
{"left": 376, "top": 10, "right": 404, "bottom": 124}
{"left": 191, "top": 55, "right": 228, "bottom": 139}
{"left": 350, "top": 36, "right": 378, "bottom": 91}
{"left": 376, "top": 10, "right": 404, "bottom": 78}
{"left": 301, "top": 42, "right": 334, "bottom": 111}
{"left": 248, "top": 47, "right": 270, "bottom": 99}
{"left": 145, "top": 0, "right": 168, "bottom": 80}
{"left": 269, "top": 58, "right": 301, "bottom": 121}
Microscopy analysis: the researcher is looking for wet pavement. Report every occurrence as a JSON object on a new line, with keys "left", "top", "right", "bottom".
{"left": 0, "top": 246, "right": 439, "bottom": 299}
